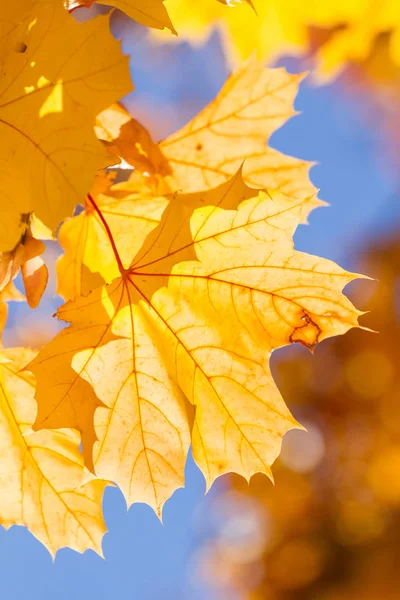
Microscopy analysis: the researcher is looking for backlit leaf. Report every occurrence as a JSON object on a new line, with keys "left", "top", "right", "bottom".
{"left": 29, "top": 171, "right": 362, "bottom": 503}
{"left": 160, "top": 59, "right": 319, "bottom": 217}
{"left": 98, "top": 61, "right": 321, "bottom": 222}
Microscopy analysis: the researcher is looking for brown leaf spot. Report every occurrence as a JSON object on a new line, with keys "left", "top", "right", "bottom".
{"left": 289, "top": 312, "right": 321, "bottom": 351}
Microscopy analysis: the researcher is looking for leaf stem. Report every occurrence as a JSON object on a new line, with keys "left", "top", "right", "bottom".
{"left": 86, "top": 193, "right": 126, "bottom": 275}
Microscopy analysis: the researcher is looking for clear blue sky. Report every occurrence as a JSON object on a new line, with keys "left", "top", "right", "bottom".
{"left": 1, "top": 16, "right": 398, "bottom": 600}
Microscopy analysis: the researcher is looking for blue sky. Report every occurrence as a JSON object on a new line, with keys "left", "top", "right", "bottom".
{"left": 1, "top": 17, "right": 398, "bottom": 600}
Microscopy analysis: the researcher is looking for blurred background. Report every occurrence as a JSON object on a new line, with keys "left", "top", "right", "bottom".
{"left": 1, "top": 2, "right": 400, "bottom": 598}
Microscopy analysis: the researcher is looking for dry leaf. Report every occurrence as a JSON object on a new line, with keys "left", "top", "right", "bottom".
{"left": 0, "top": 227, "right": 48, "bottom": 309}
{"left": 96, "top": 104, "right": 172, "bottom": 184}
{"left": 29, "top": 170, "right": 362, "bottom": 508}
{"left": 19, "top": 231, "right": 48, "bottom": 309}
{"left": 0, "top": 348, "right": 107, "bottom": 556}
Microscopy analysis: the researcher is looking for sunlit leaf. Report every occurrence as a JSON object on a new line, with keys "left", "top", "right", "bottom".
{"left": 30, "top": 170, "right": 362, "bottom": 505}
{"left": 99, "top": 61, "right": 321, "bottom": 223}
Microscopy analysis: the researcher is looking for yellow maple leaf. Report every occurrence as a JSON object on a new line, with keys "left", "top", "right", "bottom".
{"left": 0, "top": 1, "right": 132, "bottom": 251}
{"left": 98, "top": 61, "right": 321, "bottom": 223}
{"left": 29, "top": 171, "right": 363, "bottom": 509}
{"left": 160, "top": 59, "right": 320, "bottom": 217}
{"left": 0, "top": 347, "right": 107, "bottom": 555}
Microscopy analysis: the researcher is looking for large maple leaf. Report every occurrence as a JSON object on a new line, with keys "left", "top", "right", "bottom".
{"left": 0, "top": 1, "right": 132, "bottom": 251}
{"left": 29, "top": 171, "right": 362, "bottom": 515}
{"left": 0, "top": 348, "right": 107, "bottom": 556}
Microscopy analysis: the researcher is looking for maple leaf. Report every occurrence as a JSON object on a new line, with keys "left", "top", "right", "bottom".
{"left": 0, "top": 347, "right": 107, "bottom": 556}
{"left": 99, "top": 60, "right": 321, "bottom": 222}
{"left": 0, "top": 1, "right": 132, "bottom": 251}
{"left": 29, "top": 171, "right": 362, "bottom": 510}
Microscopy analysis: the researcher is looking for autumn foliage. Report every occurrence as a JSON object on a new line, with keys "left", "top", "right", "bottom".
{"left": 0, "top": 0, "right": 370, "bottom": 556}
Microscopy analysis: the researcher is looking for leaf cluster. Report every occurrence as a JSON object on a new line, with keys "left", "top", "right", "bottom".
{"left": 0, "top": 0, "right": 364, "bottom": 555}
